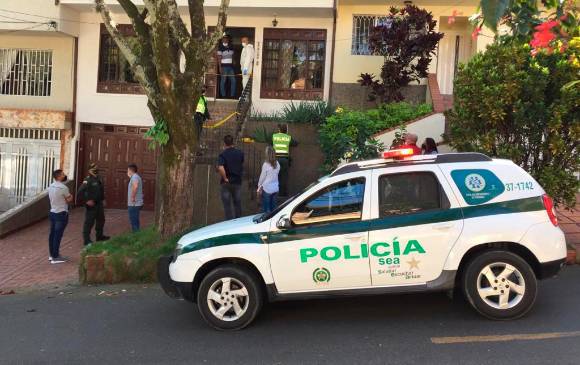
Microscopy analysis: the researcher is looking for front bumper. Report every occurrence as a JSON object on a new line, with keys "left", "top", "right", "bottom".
{"left": 538, "top": 258, "right": 566, "bottom": 279}
{"left": 157, "top": 256, "right": 182, "bottom": 299}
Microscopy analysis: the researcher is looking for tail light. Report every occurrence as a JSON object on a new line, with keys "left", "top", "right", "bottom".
{"left": 542, "top": 194, "right": 558, "bottom": 227}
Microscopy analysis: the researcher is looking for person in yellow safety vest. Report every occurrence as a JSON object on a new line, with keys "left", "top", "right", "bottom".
{"left": 272, "top": 124, "right": 296, "bottom": 196}
{"left": 194, "top": 87, "right": 211, "bottom": 139}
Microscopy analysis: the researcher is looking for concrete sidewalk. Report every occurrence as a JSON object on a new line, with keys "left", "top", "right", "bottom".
{"left": 0, "top": 208, "right": 153, "bottom": 292}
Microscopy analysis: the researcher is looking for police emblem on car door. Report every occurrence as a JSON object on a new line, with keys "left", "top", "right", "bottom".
{"left": 268, "top": 175, "right": 372, "bottom": 292}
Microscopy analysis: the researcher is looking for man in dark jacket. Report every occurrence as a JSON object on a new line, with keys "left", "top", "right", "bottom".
{"left": 77, "top": 163, "right": 109, "bottom": 245}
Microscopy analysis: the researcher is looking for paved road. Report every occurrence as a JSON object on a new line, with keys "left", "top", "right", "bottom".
{"left": 1, "top": 267, "right": 579, "bottom": 365}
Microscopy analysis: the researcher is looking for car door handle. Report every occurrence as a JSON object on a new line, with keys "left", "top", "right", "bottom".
{"left": 344, "top": 233, "right": 366, "bottom": 240}
{"left": 433, "top": 223, "right": 454, "bottom": 230}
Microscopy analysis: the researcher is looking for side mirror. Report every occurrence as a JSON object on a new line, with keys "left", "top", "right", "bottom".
{"left": 276, "top": 216, "right": 292, "bottom": 230}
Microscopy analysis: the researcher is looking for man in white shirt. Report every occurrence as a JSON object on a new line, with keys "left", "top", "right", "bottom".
{"left": 240, "top": 36, "right": 255, "bottom": 90}
{"left": 48, "top": 169, "right": 73, "bottom": 264}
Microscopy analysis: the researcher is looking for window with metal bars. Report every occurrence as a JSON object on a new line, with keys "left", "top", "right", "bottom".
{"left": 98, "top": 25, "right": 137, "bottom": 84}
{"left": 0, "top": 48, "right": 53, "bottom": 96}
{"left": 351, "top": 15, "right": 390, "bottom": 55}
{"left": 261, "top": 28, "right": 326, "bottom": 100}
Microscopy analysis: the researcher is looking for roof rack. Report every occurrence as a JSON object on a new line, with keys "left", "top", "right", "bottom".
{"left": 330, "top": 152, "right": 492, "bottom": 177}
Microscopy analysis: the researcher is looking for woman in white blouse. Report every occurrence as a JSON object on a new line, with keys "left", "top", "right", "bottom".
{"left": 257, "top": 146, "right": 280, "bottom": 213}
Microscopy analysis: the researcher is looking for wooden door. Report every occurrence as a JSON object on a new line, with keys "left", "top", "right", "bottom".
{"left": 79, "top": 124, "right": 158, "bottom": 210}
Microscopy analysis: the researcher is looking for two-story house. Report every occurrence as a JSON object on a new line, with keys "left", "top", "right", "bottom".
{"left": 0, "top": 0, "right": 78, "bottom": 211}
{"left": 1, "top": 0, "right": 494, "bottom": 210}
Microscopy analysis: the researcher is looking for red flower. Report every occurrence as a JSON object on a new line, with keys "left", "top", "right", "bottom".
{"left": 530, "top": 20, "right": 559, "bottom": 49}
{"left": 471, "top": 26, "right": 481, "bottom": 39}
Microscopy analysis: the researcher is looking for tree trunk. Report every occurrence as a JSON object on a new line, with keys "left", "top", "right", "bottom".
{"left": 153, "top": 101, "right": 199, "bottom": 239}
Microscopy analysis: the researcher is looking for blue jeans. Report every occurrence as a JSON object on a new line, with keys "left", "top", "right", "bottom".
{"left": 128, "top": 205, "right": 142, "bottom": 232}
{"left": 49, "top": 212, "right": 69, "bottom": 258}
{"left": 220, "top": 65, "right": 236, "bottom": 97}
{"left": 261, "top": 192, "right": 277, "bottom": 213}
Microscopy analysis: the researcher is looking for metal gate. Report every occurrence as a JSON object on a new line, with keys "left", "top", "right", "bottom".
{"left": 0, "top": 127, "right": 61, "bottom": 212}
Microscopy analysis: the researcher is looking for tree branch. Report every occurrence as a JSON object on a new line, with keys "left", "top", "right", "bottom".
{"left": 166, "top": 0, "right": 193, "bottom": 54}
{"left": 95, "top": 0, "right": 138, "bottom": 67}
{"left": 206, "top": 0, "right": 230, "bottom": 51}
{"left": 188, "top": 0, "right": 206, "bottom": 41}
{"left": 95, "top": 0, "right": 159, "bottom": 107}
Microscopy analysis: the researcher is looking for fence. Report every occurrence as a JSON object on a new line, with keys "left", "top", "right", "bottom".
{"left": 0, "top": 128, "right": 61, "bottom": 212}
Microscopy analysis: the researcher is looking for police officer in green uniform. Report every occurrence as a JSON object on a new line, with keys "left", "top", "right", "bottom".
{"left": 272, "top": 124, "right": 294, "bottom": 196}
{"left": 77, "top": 163, "right": 109, "bottom": 245}
{"left": 194, "top": 87, "right": 211, "bottom": 139}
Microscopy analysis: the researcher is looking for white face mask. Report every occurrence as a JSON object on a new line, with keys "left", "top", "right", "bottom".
{"left": 222, "top": 42, "right": 228, "bottom": 46}
{"left": 242, "top": 42, "right": 247, "bottom": 47}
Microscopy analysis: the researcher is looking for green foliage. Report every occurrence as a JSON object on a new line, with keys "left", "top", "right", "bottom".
{"left": 319, "top": 102, "right": 432, "bottom": 171}
{"left": 251, "top": 125, "right": 274, "bottom": 144}
{"left": 250, "top": 100, "right": 333, "bottom": 124}
{"left": 446, "top": 40, "right": 579, "bottom": 207}
{"left": 280, "top": 100, "right": 335, "bottom": 124}
{"left": 144, "top": 118, "right": 169, "bottom": 150}
{"left": 82, "top": 226, "right": 180, "bottom": 283}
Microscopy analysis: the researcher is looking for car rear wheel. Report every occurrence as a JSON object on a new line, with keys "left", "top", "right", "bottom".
{"left": 463, "top": 250, "right": 537, "bottom": 320}
{"left": 197, "top": 265, "right": 263, "bottom": 330}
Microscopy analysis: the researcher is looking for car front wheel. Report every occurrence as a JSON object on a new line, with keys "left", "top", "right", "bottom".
{"left": 197, "top": 265, "right": 263, "bottom": 330}
{"left": 463, "top": 250, "right": 537, "bottom": 320}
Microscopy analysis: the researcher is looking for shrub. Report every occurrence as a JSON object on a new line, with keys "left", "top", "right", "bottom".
{"left": 446, "top": 40, "right": 579, "bottom": 207}
{"left": 280, "top": 100, "right": 334, "bottom": 124}
{"left": 359, "top": 5, "right": 443, "bottom": 103}
{"left": 80, "top": 226, "right": 179, "bottom": 283}
{"left": 319, "top": 102, "right": 432, "bottom": 171}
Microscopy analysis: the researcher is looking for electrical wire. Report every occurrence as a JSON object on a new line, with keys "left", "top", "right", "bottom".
{"left": 0, "top": 23, "right": 49, "bottom": 34}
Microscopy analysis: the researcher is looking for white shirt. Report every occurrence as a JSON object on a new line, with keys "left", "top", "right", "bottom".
{"left": 240, "top": 44, "right": 255, "bottom": 72}
{"left": 48, "top": 181, "right": 70, "bottom": 213}
{"left": 257, "top": 162, "right": 280, "bottom": 194}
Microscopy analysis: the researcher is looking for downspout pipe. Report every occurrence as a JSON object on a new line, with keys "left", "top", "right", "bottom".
{"left": 328, "top": 0, "right": 338, "bottom": 106}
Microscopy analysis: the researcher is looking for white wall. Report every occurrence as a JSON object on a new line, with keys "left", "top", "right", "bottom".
{"left": 375, "top": 113, "right": 446, "bottom": 149}
{"left": 76, "top": 10, "right": 334, "bottom": 126}
{"left": 333, "top": 2, "right": 482, "bottom": 84}
{"left": 0, "top": 34, "right": 75, "bottom": 112}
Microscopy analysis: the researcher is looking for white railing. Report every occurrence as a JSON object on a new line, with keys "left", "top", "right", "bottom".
{"left": 0, "top": 128, "right": 61, "bottom": 212}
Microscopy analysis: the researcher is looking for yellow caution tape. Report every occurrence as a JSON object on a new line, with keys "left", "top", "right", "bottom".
{"left": 203, "top": 111, "right": 239, "bottom": 129}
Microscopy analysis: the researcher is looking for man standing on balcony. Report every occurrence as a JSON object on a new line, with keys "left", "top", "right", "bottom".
{"left": 77, "top": 163, "right": 109, "bottom": 245}
{"left": 240, "top": 36, "right": 254, "bottom": 90}
{"left": 217, "top": 34, "right": 236, "bottom": 98}
{"left": 48, "top": 169, "right": 73, "bottom": 264}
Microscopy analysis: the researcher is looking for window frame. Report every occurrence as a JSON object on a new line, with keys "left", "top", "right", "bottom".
{"left": 377, "top": 171, "right": 450, "bottom": 218}
{"left": 97, "top": 24, "right": 143, "bottom": 94}
{"left": 261, "top": 28, "right": 327, "bottom": 100}
{"left": 290, "top": 177, "right": 366, "bottom": 227}
{"left": 351, "top": 14, "right": 389, "bottom": 56}
{"left": 0, "top": 48, "right": 53, "bottom": 97}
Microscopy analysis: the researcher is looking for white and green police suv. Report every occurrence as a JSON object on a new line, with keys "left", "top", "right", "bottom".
{"left": 158, "top": 151, "right": 567, "bottom": 330}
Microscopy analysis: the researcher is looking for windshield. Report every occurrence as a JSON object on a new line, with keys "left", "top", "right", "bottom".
{"left": 254, "top": 176, "right": 328, "bottom": 223}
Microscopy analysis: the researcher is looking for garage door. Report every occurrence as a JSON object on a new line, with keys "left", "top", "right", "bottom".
{"left": 78, "top": 123, "right": 158, "bottom": 210}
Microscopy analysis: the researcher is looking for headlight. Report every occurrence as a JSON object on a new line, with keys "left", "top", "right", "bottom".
{"left": 171, "top": 247, "right": 183, "bottom": 262}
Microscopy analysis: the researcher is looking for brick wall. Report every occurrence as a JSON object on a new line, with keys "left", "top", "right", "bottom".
{"left": 331, "top": 83, "right": 427, "bottom": 110}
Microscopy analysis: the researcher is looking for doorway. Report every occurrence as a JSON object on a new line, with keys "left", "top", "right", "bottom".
{"left": 206, "top": 27, "right": 255, "bottom": 100}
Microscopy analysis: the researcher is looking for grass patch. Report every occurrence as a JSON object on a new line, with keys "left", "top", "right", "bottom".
{"left": 80, "top": 226, "right": 181, "bottom": 284}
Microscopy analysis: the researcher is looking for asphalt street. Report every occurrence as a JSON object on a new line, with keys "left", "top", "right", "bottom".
{"left": 1, "top": 266, "right": 579, "bottom": 365}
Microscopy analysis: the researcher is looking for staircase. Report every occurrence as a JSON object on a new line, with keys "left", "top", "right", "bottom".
{"left": 197, "top": 78, "right": 253, "bottom": 164}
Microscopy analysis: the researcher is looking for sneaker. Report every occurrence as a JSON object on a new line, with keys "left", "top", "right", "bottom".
{"left": 49, "top": 256, "right": 53, "bottom": 262}
{"left": 96, "top": 235, "right": 110, "bottom": 242}
{"left": 50, "top": 257, "right": 66, "bottom": 264}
